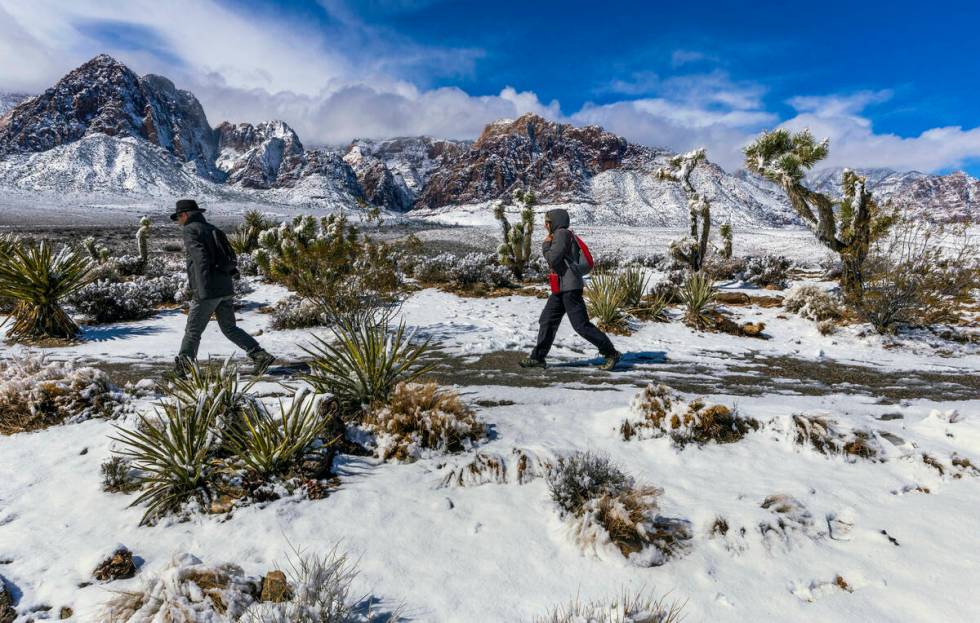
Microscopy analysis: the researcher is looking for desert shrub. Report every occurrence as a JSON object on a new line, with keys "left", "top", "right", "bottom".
{"left": 621, "top": 383, "right": 758, "bottom": 447}
{"left": 408, "top": 251, "right": 514, "bottom": 290}
{"left": 242, "top": 546, "right": 395, "bottom": 623}
{"left": 548, "top": 452, "right": 692, "bottom": 565}
{"left": 100, "top": 552, "right": 260, "bottom": 621}
{"left": 302, "top": 311, "right": 434, "bottom": 417}
{"left": 112, "top": 399, "right": 221, "bottom": 524}
{"left": 101, "top": 456, "right": 140, "bottom": 493}
{"left": 271, "top": 296, "right": 328, "bottom": 330}
{"left": 114, "top": 254, "right": 147, "bottom": 277}
{"left": 439, "top": 447, "right": 553, "bottom": 488}
{"left": 163, "top": 359, "right": 257, "bottom": 454}
{"left": 740, "top": 254, "right": 791, "bottom": 288}
{"left": 0, "top": 355, "right": 123, "bottom": 434}
{"left": 547, "top": 452, "right": 635, "bottom": 516}
{"left": 0, "top": 239, "right": 93, "bottom": 340}
{"left": 586, "top": 272, "right": 631, "bottom": 335}
{"left": 535, "top": 589, "right": 684, "bottom": 623}
{"left": 759, "top": 493, "right": 815, "bottom": 547}
{"left": 363, "top": 381, "right": 485, "bottom": 462}
{"left": 254, "top": 214, "right": 402, "bottom": 313}
{"left": 849, "top": 219, "right": 980, "bottom": 333}
{"left": 617, "top": 265, "right": 650, "bottom": 309}
{"left": 679, "top": 271, "right": 717, "bottom": 329}
{"left": 703, "top": 254, "right": 746, "bottom": 281}
{"left": 787, "top": 414, "right": 882, "bottom": 461}
{"left": 634, "top": 290, "right": 671, "bottom": 322}
{"left": 783, "top": 285, "right": 843, "bottom": 322}
{"left": 68, "top": 275, "right": 185, "bottom": 323}
{"left": 229, "top": 389, "right": 332, "bottom": 476}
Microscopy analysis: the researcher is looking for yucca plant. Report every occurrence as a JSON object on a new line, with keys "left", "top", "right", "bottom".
{"left": 227, "top": 227, "right": 253, "bottom": 255}
{"left": 0, "top": 239, "right": 93, "bottom": 341}
{"left": 680, "top": 271, "right": 718, "bottom": 329}
{"left": 111, "top": 397, "right": 220, "bottom": 525}
{"left": 585, "top": 272, "right": 630, "bottom": 335}
{"left": 302, "top": 311, "right": 434, "bottom": 417}
{"left": 163, "top": 358, "right": 256, "bottom": 453}
{"left": 230, "top": 388, "right": 333, "bottom": 476}
{"left": 635, "top": 290, "right": 672, "bottom": 322}
{"left": 616, "top": 265, "right": 650, "bottom": 309}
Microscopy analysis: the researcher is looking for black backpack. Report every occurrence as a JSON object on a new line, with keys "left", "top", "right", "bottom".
{"left": 208, "top": 226, "right": 239, "bottom": 276}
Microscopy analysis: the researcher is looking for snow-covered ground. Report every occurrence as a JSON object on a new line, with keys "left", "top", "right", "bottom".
{"left": 1, "top": 231, "right": 978, "bottom": 621}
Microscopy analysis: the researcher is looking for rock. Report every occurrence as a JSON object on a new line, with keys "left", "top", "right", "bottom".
{"left": 60, "top": 606, "right": 73, "bottom": 619}
{"left": 740, "top": 322, "right": 765, "bottom": 337}
{"left": 260, "top": 570, "right": 292, "bottom": 603}
{"left": 209, "top": 495, "right": 236, "bottom": 515}
{"left": 716, "top": 292, "right": 750, "bottom": 305}
{"left": 93, "top": 546, "right": 136, "bottom": 582}
{"left": 0, "top": 576, "right": 15, "bottom": 623}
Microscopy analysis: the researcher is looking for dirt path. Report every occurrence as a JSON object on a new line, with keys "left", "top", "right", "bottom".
{"left": 94, "top": 348, "right": 979, "bottom": 403}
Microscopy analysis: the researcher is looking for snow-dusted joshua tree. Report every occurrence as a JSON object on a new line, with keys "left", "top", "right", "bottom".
{"left": 657, "top": 148, "right": 711, "bottom": 271}
{"left": 743, "top": 129, "right": 892, "bottom": 296}
{"left": 495, "top": 188, "right": 536, "bottom": 279}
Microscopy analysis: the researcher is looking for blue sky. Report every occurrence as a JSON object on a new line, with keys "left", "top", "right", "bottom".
{"left": 2, "top": 0, "right": 980, "bottom": 174}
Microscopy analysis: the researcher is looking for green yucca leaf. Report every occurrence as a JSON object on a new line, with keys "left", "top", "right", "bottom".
{"left": 0, "top": 239, "right": 93, "bottom": 340}
{"left": 680, "top": 271, "right": 718, "bottom": 329}
{"left": 301, "top": 312, "right": 434, "bottom": 416}
{"left": 229, "top": 388, "right": 333, "bottom": 476}
{"left": 111, "top": 398, "right": 220, "bottom": 525}
{"left": 616, "top": 265, "right": 650, "bottom": 309}
{"left": 585, "top": 272, "right": 630, "bottom": 333}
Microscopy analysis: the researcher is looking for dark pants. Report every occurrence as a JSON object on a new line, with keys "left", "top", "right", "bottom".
{"left": 178, "top": 295, "right": 261, "bottom": 361}
{"left": 531, "top": 289, "right": 616, "bottom": 361}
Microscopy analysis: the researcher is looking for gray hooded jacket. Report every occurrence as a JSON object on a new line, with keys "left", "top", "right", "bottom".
{"left": 542, "top": 208, "right": 585, "bottom": 292}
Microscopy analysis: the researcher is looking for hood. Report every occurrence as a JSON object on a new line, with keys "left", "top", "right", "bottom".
{"left": 545, "top": 208, "right": 570, "bottom": 231}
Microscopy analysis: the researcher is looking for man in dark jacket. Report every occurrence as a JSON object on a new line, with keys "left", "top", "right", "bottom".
{"left": 171, "top": 199, "right": 274, "bottom": 376}
{"left": 521, "top": 208, "right": 621, "bottom": 370}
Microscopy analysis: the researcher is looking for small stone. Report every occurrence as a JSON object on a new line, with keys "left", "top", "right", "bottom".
{"left": 79, "top": 447, "right": 88, "bottom": 455}
{"left": 60, "top": 606, "right": 74, "bottom": 619}
{"left": 209, "top": 495, "right": 236, "bottom": 514}
{"left": 93, "top": 546, "right": 136, "bottom": 582}
{"left": 260, "top": 570, "right": 292, "bottom": 603}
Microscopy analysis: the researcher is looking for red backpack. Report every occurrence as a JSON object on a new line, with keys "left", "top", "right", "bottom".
{"left": 548, "top": 230, "right": 595, "bottom": 293}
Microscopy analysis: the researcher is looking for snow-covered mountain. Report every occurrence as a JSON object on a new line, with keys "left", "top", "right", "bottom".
{"left": 1, "top": 55, "right": 977, "bottom": 225}
{"left": 806, "top": 167, "right": 978, "bottom": 223}
{"left": 0, "top": 92, "right": 31, "bottom": 116}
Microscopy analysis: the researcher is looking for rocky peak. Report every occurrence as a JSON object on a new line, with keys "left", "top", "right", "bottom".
{"left": 415, "top": 113, "right": 642, "bottom": 209}
{"left": 214, "top": 120, "right": 307, "bottom": 189}
{"left": 0, "top": 54, "right": 218, "bottom": 177}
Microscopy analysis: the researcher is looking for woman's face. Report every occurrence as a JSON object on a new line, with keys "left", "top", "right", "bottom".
{"left": 544, "top": 219, "right": 552, "bottom": 233}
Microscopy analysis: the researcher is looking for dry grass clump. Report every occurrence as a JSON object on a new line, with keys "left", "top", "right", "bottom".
{"left": 101, "top": 553, "right": 260, "bottom": 622}
{"left": 363, "top": 381, "right": 485, "bottom": 462}
{"left": 783, "top": 285, "right": 843, "bottom": 322}
{"left": 759, "top": 494, "right": 815, "bottom": 548}
{"left": 621, "top": 384, "right": 758, "bottom": 447}
{"left": 242, "top": 545, "right": 397, "bottom": 622}
{"left": 789, "top": 414, "right": 882, "bottom": 461}
{"left": 0, "top": 354, "right": 122, "bottom": 434}
{"left": 547, "top": 452, "right": 692, "bottom": 566}
{"left": 438, "top": 448, "right": 553, "bottom": 488}
{"left": 534, "top": 589, "right": 685, "bottom": 623}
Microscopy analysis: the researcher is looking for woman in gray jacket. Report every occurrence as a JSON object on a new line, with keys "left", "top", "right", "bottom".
{"left": 521, "top": 208, "right": 621, "bottom": 370}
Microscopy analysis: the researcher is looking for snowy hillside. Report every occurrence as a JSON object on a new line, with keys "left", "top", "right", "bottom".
{"left": 0, "top": 92, "right": 31, "bottom": 116}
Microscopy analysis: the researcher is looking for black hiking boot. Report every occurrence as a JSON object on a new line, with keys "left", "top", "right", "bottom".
{"left": 249, "top": 349, "right": 276, "bottom": 375}
{"left": 172, "top": 356, "right": 191, "bottom": 379}
{"left": 599, "top": 350, "right": 622, "bottom": 371}
{"left": 519, "top": 357, "right": 547, "bottom": 369}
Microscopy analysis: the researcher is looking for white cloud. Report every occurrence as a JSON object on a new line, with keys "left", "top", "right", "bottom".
{"left": 2, "top": 1, "right": 980, "bottom": 174}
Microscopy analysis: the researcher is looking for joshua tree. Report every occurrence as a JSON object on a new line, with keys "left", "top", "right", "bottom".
{"left": 136, "top": 216, "right": 151, "bottom": 267}
{"left": 495, "top": 188, "right": 536, "bottom": 280}
{"left": 82, "top": 236, "right": 109, "bottom": 264}
{"left": 719, "top": 222, "right": 733, "bottom": 259}
{"left": 743, "top": 129, "right": 892, "bottom": 296}
{"left": 657, "top": 148, "right": 711, "bottom": 270}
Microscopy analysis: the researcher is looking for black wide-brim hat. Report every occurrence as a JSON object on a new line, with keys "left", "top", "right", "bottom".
{"left": 170, "top": 198, "right": 206, "bottom": 221}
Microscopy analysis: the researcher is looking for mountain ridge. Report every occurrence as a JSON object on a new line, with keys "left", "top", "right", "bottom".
{"left": 0, "top": 55, "right": 976, "bottom": 224}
